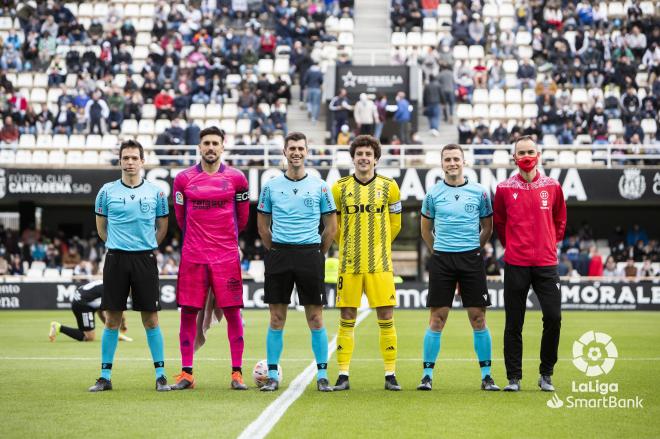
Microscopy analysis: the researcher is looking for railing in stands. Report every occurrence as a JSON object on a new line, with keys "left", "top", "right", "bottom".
{"left": 5, "top": 143, "right": 660, "bottom": 169}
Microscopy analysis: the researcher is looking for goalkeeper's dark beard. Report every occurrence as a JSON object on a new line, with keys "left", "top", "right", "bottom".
{"left": 202, "top": 154, "right": 219, "bottom": 164}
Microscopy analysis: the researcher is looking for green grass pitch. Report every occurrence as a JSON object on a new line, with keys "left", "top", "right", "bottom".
{"left": 0, "top": 310, "right": 658, "bottom": 438}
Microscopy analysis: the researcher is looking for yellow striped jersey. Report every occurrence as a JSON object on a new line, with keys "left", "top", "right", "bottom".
{"left": 332, "top": 174, "right": 402, "bottom": 274}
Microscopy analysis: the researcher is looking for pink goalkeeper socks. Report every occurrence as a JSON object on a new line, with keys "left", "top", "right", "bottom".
{"left": 180, "top": 307, "right": 199, "bottom": 368}
{"left": 223, "top": 307, "right": 244, "bottom": 368}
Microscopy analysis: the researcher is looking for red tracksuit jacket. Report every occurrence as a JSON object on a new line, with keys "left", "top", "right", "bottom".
{"left": 493, "top": 172, "right": 567, "bottom": 267}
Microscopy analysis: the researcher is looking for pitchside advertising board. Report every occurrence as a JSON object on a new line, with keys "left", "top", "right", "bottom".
{"left": 1, "top": 280, "right": 659, "bottom": 310}
{"left": 0, "top": 167, "right": 659, "bottom": 205}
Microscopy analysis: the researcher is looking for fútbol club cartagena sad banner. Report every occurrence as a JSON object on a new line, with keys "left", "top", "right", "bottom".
{"left": 0, "top": 167, "right": 659, "bottom": 205}
{"left": 1, "top": 279, "right": 658, "bottom": 311}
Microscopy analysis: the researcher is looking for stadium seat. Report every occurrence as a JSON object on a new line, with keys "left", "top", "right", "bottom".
{"left": 83, "top": 150, "right": 99, "bottom": 164}
{"left": 572, "top": 88, "right": 588, "bottom": 104}
{"left": 471, "top": 103, "right": 488, "bottom": 120}
{"left": 640, "top": 1, "right": 655, "bottom": 14}
{"left": 502, "top": 59, "right": 519, "bottom": 74}
{"left": 453, "top": 45, "right": 469, "bottom": 60}
{"left": 500, "top": 2, "right": 515, "bottom": 17}
{"left": 205, "top": 119, "right": 221, "bottom": 130}
{"left": 17, "top": 73, "right": 32, "bottom": 88}
{"left": 133, "top": 46, "right": 149, "bottom": 60}
{"left": 542, "top": 134, "right": 559, "bottom": 146}
{"left": 124, "top": 3, "right": 140, "bottom": 17}
{"left": 608, "top": 119, "right": 624, "bottom": 135}
{"left": 489, "top": 104, "right": 506, "bottom": 120}
{"left": 205, "top": 104, "right": 221, "bottom": 119}
{"left": 505, "top": 88, "right": 522, "bottom": 103}
{"left": 77, "top": 3, "right": 93, "bottom": 17}
{"left": 336, "top": 151, "right": 353, "bottom": 167}
{"left": 468, "top": 45, "right": 485, "bottom": 59}
{"left": 505, "top": 104, "right": 522, "bottom": 120}
{"left": 0, "top": 149, "right": 15, "bottom": 164}
{"left": 499, "top": 17, "right": 514, "bottom": 32}
{"left": 101, "top": 134, "right": 118, "bottom": 149}
{"left": 141, "top": 104, "right": 156, "bottom": 120}
{"left": 339, "top": 18, "right": 354, "bottom": 32}
{"left": 325, "top": 16, "right": 339, "bottom": 33}
{"left": 15, "top": 150, "right": 32, "bottom": 164}
{"left": 472, "top": 89, "right": 489, "bottom": 104}
{"left": 220, "top": 119, "right": 236, "bottom": 135}
{"left": 558, "top": 150, "right": 576, "bottom": 165}
{"left": 32, "top": 150, "right": 49, "bottom": 164}
{"left": 26, "top": 268, "right": 44, "bottom": 278}
{"left": 154, "top": 119, "right": 171, "bottom": 134}
{"left": 121, "top": 119, "right": 139, "bottom": 136}
{"left": 138, "top": 119, "right": 155, "bottom": 135}
{"left": 136, "top": 135, "right": 154, "bottom": 149}
{"left": 225, "top": 74, "right": 242, "bottom": 88}
{"left": 68, "top": 134, "right": 85, "bottom": 148}
{"left": 273, "top": 58, "right": 289, "bottom": 75}
{"left": 113, "top": 74, "right": 127, "bottom": 88}
{"left": 482, "top": 3, "right": 498, "bottom": 19}
{"left": 258, "top": 58, "right": 274, "bottom": 74}
{"left": 576, "top": 150, "right": 593, "bottom": 165}
{"left": 189, "top": 104, "right": 206, "bottom": 119}
{"left": 36, "top": 135, "right": 52, "bottom": 148}
{"left": 86, "top": 135, "right": 102, "bottom": 149}
{"left": 542, "top": 149, "right": 558, "bottom": 164}
{"left": 48, "top": 150, "right": 65, "bottom": 165}
{"left": 136, "top": 18, "right": 154, "bottom": 32}
{"left": 258, "top": 103, "right": 271, "bottom": 117}
{"left": 19, "top": 134, "right": 36, "bottom": 148}
{"left": 406, "top": 32, "right": 422, "bottom": 47}
{"left": 515, "top": 31, "right": 532, "bottom": 46}
{"left": 492, "top": 150, "right": 510, "bottom": 165}
{"left": 424, "top": 150, "right": 442, "bottom": 166}
{"left": 607, "top": 2, "right": 625, "bottom": 17}
{"left": 222, "top": 103, "right": 238, "bottom": 119}
{"left": 66, "top": 150, "right": 83, "bottom": 164}
{"left": 423, "top": 17, "right": 437, "bottom": 31}
{"left": 641, "top": 119, "right": 657, "bottom": 137}
{"left": 518, "top": 45, "right": 533, "bottom": 59}
{"left": 33, "top": 73, "right": 48, "bottom": 88}
{"left": 236, "top": 119, "right": 251, "bottom": 135}
{"left": 338, "top": 33, "right": 354, "bottom": 46}
{"left": 522, "top": 88, "right": 537, "bottom": 104}
{"left": 140, "top": 3, "right": 155, "bottom": 17}
{"left": 437, "top": 3, "right": 452, "bottom": 20}
{"left": 489, "top": 89, "right": 505, "bottom": 104}
{"left": 422, "top": 32, "right": 438, "bottom": 47}
{"left": 523, "top": 104, "right": 538, "bottom": 118}
{"left": 136, "top": 32, "right": 152, "bottom": 47}
{"left": 456, "top": 104, "right": 473, "bottom": 119}
{"left": 47, "top": 88, "right": 63, "bottom": 104}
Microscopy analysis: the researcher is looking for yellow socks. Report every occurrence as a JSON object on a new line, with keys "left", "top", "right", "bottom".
{"left": 378, "top": 319, "right": 397, "bottom": 374}
{"left": 337, "top": 318, "right": 356, "bottom": 374}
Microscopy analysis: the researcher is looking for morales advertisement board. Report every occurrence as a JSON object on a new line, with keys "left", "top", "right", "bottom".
{"left": 1, "top": 279, "right": 658, "bottom": 311}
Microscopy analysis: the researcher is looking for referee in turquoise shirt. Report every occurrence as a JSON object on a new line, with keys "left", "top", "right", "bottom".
{"left": 89, "top": 140, "right": 171, "bottom": 392}
{"left": 257, "top": 132, "right": 337, "bottom": 392}
{"left": 417, "top": 144, "right": 499, "bottom": 392}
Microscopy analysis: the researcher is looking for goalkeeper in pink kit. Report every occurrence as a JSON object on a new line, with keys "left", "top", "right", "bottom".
{"left": 170, "top": 126, "right": 250, "bottom": 390}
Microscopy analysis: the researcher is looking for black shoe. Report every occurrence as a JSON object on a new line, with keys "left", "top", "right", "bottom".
{"left": 317, "top": 378, "right": 333, "bottom": 392}
{"left": 333, "top": 374, "right": 350, "bottom": 391}
{"left": 88, "top": 377, "right": 112, "bottom": 392}
{"left": 481, "top": 375, "right": 500, "bottom": 391}
{"left": 260, "top": 378, "right": 279, "bottom": 392}
{"left": 416, "top": 375, "right": 432, "bottom": 391}
{"left": 156, "top": 376, "right": 171, "bottom": 392}
{"left": 384, "top": 375, "right": 401, "bottom": 391}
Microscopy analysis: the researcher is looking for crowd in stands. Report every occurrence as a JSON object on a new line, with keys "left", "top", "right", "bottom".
{"left": 1, "top": 220, "right": 656, "bottom": 280}
{"left": 0, "top": 0, "right": 357, "bottom": 155}
{"left": 392, "top": 0, "right": 659, "bottom": 155}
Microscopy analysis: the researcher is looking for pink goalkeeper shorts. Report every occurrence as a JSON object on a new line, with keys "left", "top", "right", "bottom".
{"left": 176, "top": 258, "right": 244, "bottom": 309}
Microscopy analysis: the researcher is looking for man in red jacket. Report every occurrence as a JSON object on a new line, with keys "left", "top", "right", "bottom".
{"left": 493, "top": 135, "right": 567, "bottom": 392}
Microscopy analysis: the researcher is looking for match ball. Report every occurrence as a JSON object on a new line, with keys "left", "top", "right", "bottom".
{"left": 253, "top": 359, "right": 283, "bottom": 387}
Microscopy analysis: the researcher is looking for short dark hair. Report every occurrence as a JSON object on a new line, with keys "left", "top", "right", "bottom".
{"left": 513, "top": 135, "right": 537, "bottom": 151}
{"left": 284, "top": 131, "right": 307, "bottom": 148}
{"left": 349, "top": 135, "right": 381, "bottom": 160}
{"left": 199, "top": 126, "right": 225, "bottom": 141}
{"left": 441, "top": 143, "right": 464, "bottom": 158}
{"left": 119, "top": 139, "right": 144, "bottom": 160}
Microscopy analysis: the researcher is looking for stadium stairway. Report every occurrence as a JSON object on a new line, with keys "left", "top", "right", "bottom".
{"left": 416, "top": 110, "right": 458, "bottom": 145}
{"left": 352, "top": 0, "right": 391, "bottom": 65}
{"left": 288, "top": 84, "right": 329, "bottom": 145}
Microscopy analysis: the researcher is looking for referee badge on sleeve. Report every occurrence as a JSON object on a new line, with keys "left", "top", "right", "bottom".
{"left": 175, "top": 191, "right": 184, "bottom": 205}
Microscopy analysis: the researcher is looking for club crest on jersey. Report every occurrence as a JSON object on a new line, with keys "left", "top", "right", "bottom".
{"left": 513, "top": 192, "right": 518, "bottom": 200}
{"left": 175, "top": 191, "right": 184, "bottom": 205}
{"left": 540, "top": 190, "right": 549, "bottom": 200}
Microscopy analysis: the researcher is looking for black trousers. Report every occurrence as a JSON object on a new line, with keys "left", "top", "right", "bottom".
{"left": 503, "top": 263, "right": 561, "bottom": 379}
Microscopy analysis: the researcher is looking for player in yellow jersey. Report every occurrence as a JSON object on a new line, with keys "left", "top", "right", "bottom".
{"left": 331, "top": 135, "right": 402, "bottom": 391}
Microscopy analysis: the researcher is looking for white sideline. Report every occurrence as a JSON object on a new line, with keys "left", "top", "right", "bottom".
{"left": 237, "top": 308, "right": 372, "bottom": 439}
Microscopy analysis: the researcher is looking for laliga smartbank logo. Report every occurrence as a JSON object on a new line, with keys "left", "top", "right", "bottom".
{"left": 546, "top": 331, "right": 643, "bottom": 409}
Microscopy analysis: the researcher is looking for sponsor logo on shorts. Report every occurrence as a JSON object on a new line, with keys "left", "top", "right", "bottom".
{"left": 227, "top": 277, "right": 242, "bottom": 292}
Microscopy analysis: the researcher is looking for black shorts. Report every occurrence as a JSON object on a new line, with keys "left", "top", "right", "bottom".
{"left": 72, "top": 300, "right": 96, "bottom": 331}
{"left": 102, "top": 249, "right": 161, "bottom": 312}
{"left": 264, "top": 243, "right": 326, "bottom": 306}
{"left": 427, "top": 248, "right": 491, "bottom": 308}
